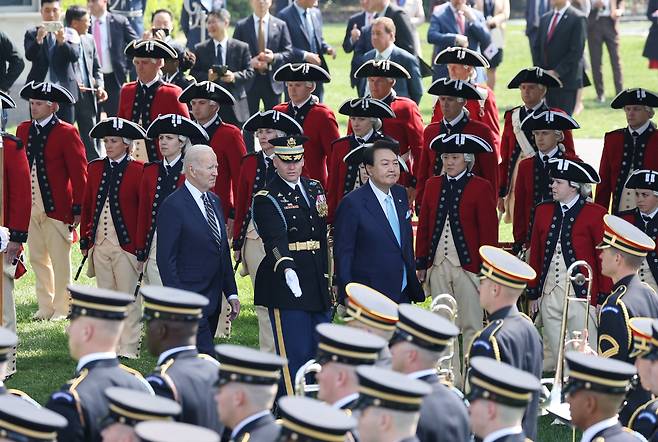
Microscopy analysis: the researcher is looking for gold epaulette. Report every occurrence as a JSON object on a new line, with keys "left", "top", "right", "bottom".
{"left": 256, "top": 190, "right": 269, "bottom": 196}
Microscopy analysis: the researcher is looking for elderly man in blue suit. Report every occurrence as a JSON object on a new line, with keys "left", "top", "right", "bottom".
{"left": 356, "top": 17, "right": 422, "bottom": 104}
{"left": 334, "top": 140, "right": 424, "bottom": 305}
{"left": 427, "top": 0, "right": 492, "bottom": 80}
{"left": 157, "top": 144, "right": 240, "bottom": 355}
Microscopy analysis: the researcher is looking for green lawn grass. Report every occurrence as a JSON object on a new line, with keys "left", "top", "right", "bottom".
{"left": 8, "top": 20, "right": 658, "bottom": 441}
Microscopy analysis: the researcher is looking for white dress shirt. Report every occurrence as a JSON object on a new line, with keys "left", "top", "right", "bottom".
{"left": 156, "top": 345, "right": 197, "bottom": 366}
{"left": 629, "top": 119, "right": 652, "bottom": 136}
{"left": 92, "top": 13, "right": 113, "bottom": 74}
{"left": 140, "top": 74, "right": 162, "bottom": 88}
{"left": 483, "top": 426, "right": 524, "bottom": 442}
{"left": 253, "top": 13, "right": 270, "bottom": 47}
{"left": 443, "top": 110, "right": 466, "bottom": 128}
{"left": 213, "top": 36, "right": 229, "bottom": 63}
{"left": 230, "top": 410, "right": 271, "bottom": 440}
{"left": 34, "top": 113, "right": 55, "bottom": 128}
{"left": 369, "top": 179, "right": 400, "bottom": 225}
{"left": 164, "top": 153, "right": 182, "bottom": 168}
{"left": 548, "top": 2, "right": 572, "bottom": 34}
{"left": 202, "top": 113, "right": 220, "bottom": 129}
{"left": 332, "top": 393, "right": 360, "bottom": 409}
{"left": 375, "top": 43, "right": 395, "bottom": 60}
{"left": 580, "top": 416, "right": 619, "bottom": 442}
{"left": 561, "top": 193, "right": 580, "bottom": 212}
{"left": 76, "top": 351, "right": 117, "bottom": 373}
{"left": 408, "top": 369, "right": 438, "bottom": 379}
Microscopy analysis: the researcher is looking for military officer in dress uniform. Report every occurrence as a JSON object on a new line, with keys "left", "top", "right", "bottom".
{"left": 564, "top": 352, "right": 640, "bottom": 442}
{"left": 138, "top": 114, "right": 208, "bottom": 287}
{"left": 354, "top": 365, "right": 431, "bottom": 442}
{"left": 0, "top": 395, "right": 67, "bottom": 442}
{"left": 639, "top": 320, "right": 658, "bottom": 441}
{"left": 81, "top": 117, "right": 147, "bottom": 359}
{"left": 415, "top": 133, "right": 498, "bottom": 387}
{"left": 45, "top": 285, "right": 153, "bottom": 442}
{"left": 276, "top": 396, "right": 357, "bottom": 442}
{"left": 499, "top": 67, "right": 575, "bottom": 223}
{"left": 596, "top": 88, "right": 658, "bottom": 214}
{"left": 513, "top": 110, "right": 581, "bottom": 253}
{"left": 251, "top": 135, "right": 332, "bottom": 396}
{"left": 214, "top": 344, "right": 285, "bottom": 442}
{"left": 135, "top": 421, "right": 220, "bottom": 442}
{"left": 527, "top": 158, "right": 608, "bottom": 371}
{"left": 142, "top": 286, "right": 223, "bottom": 433}
{"left": 233, "top": 110, "right": 302, "bottom": 354}
{"left": 272, "top": 64, "right": 339, "bottom": 189}
{"left": 16, "top": 81, "right": 87, "bottom": 322}
{"left": 467, "top": 245, "right": 543, "bottom": 440}
{"left": 619, "top": 169, "right": 658, "bottom": 293}
{"left": 467, "top": 357, "right": 541, "bottom": 442}
{"left": 389, "top": 304, "right": 469, "bottom": 442}
{"left": 118, "top": 40, "right": 190, "bottom": 162}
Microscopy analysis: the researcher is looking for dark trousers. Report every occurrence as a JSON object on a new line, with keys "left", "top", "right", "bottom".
{"left": 588, "top": 16, "right": 623, "bottom": 98}
{"left": 102, "top": 73, "right": 122, "bottom": 117}
{"left": 546, "top": 88, "right": 578, "bottom": 115}
{"left": 197, "top": 302, "right": 221, "bottom": 356}
{"left": 75, "top": 91, "right": 100, "bottom": 161}
{"left": 56, "top": 102, "right": 74, "bottom": 124}
{"left": 527, "top": 28, "right": 541, "bottom": 66}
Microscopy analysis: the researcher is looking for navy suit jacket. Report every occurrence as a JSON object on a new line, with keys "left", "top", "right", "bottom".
{"left": 356, "top": 46, "right": 423, "bottom": 104}
{"left": 104, "top": 13, "right": 140, "bottom": 86}
{"left": 278, "top": 4, "right": 330, "bottom": 71}
{"left": 334, "top": 183, "right": 423, "bottom": 304}
{"left": 156, "top": 184, "right": 237, "bottom": 317}
{"left": 343, "top": 11, "right": 366, "bottom": 88}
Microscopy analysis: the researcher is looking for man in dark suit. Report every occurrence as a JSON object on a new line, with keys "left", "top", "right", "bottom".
{"left": 0, "top": 32, "right": 25, "bottom": 128}
{"left": 342, "top": 0, "right": 373, "bottom": 89}
{"left": 88, "top": 0, "right": 139, "bottom": 116}
{"left": 156, "top": 144, "right": 240, "bottom": 355}
{"left": 526, "top": 0, "right": 550, "bottom": 64}
{"left": 364, "top": 0, "right": 416, "bottom": 55}
{"left": 334, "top": 139, "right": 424, "bottom": 304}
{"left": 277, "top": 0, "right": 335, "bottom": 101}
{"left": 191, "top": 9, "right": 254, "bottom": 129}
{"left": 533, "top": 0, "right": 587, "bottom": 115}
{"left": 233, "top": 0, "right": 293, "bottom": 115}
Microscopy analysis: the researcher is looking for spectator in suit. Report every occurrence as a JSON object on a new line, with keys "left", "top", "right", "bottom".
{"left": 88, "top": 0, "right": 140, "bottom": 116}
{"left": 146, "top": 8, "right": 175, "bottom": 42}
{"left": 278, "top": 0, "right": 335, "bottom": 101}
{"left": 343, "top": 0, "right": 374, "bottom": 89}
{"left": 475, "top": 0, "right": 510, "bottom": 89}
{"left": 395, "top": 0, "right": 425, "bottom": 55}
{"left": 66, "top": 6, "right": 107, "bottom": 161}
{"left": 24, "top": 0, "right": 80, "bottom": 124}
{"left": 0, "top": 32, "right": 25, "bottom": 128}
{"left": 587, "top": 0, "right": 624, "bottom": 102}
{"left": 533, "top": 0, "right": 587, "bottom": 115}
{"left": 181, "top": 0, "right": 225, "bottom": 50}
{"left": 357, "top": 17, "right": 422, "bottom": 104}
{"left": 526, "top": 0, "right": 550, "bottom": 64}
{"left": 191, "top": 9, "right": 254, "bottom": 129}
{"left": 162, "top": 45, "right": 196, "bottom": 90}
{"left": 365, "top": 0, "right": 417, "bottom": 55}
{"left": 643, "top": 0, "right": 658, "bottom": 69}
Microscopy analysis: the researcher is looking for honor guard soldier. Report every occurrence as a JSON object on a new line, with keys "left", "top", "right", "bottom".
{"left": 233, "top": 110, "right": 302, "bottom": 354}
{"left": 527, "top": 159, "right": 608, "bottom": 371}
{"left": 596, "top": 215, "right": 658, "bottom": 426}
{"left": 251, "top": 135, "right": 332, "bottom": 396}
{"left": 417, "top": 78, "right": 498, "bottom": 206}
{"left": 596, "top": 88, "right": 658, "bottom": 214}
{"left": 138, "top": 114, "right": 207, "bottom": 286}
{"left": 389, "top": 304, "right": 470, "bottom": 442}
{"left": 564, "top": 352, "right": 639, "bottom": 442}
{"left": 328, "top": 97, "right": 396, "bottom": 222}
{"left": 467, "top": 357, "right": 541, "bottom": 442}
{"left": 46, "top": 285, "right": 153, "bottom": 442}
{"left": 179, "top": 81, "right": 247, "bottom": 225}
{"left": 467, "top": 246, "right": 543, "bottom": 440}
{"left": 272, "top": 63, "right": 339, "bottom": 188}
{"left": 108, "top": 0, "right": 146, "bottom": 36}
{"left": 0, "top": 91, "right": 30, "bottom": 376}
{"left": 135, "top": 421, "right": 220, "bottom": 442}
{"left": 353, "top": 365, "right": 431, "bottom": 442}
{"left": 499, "top": 67, "right": 575, "bottom": 222}
{"left": 512, "top": 110, "right": 581, "bottom": 253}
{"left": 277, "top": 396, "right": 357, "bottom": 442}
{"left": 415, "top": 133, "right": 498, "bottom": 386}
{"left": 100, "top": 387, "right": 181, "bottom": 442}
{"left": 142, "top": 286, "right": 223, "bottom": 433}
{"left": 16, "top": 81, "right": 87, "bottom": 322}
{"left": 81, "top": 117, "right": 147, "bottom": 359}
{"left": 0, "top": 395, "right": 67, "bottom": 442}
{"left": 315, "top": 323, "right": 387, "bottom": 411}
{"left": 637, "top": 320, "right": 658, "bottom": 440}
{"left": 118, "top": 40, "right": 190, "bottom": 162}
{"left": 619, "top": 169, "right": 658, "bottom": 293}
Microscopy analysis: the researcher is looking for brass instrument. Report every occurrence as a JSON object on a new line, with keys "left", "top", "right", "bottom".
{"left": 294, "top": 359, "right": 322, "bottom": 397}
{"left": 431, "top": 293, "right": 458, "bottom": 386}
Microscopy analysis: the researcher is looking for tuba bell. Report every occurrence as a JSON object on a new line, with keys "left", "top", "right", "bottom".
{"left": 294, "top": 359, "right": 322, "bottom": 397}
{"left": 431, "top": 293, "right": 459, "bottom": 386}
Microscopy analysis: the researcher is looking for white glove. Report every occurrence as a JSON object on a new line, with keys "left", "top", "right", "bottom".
{"left": 285, "top": 269, "right": 302, "bottom": 298}
{"left": 0, "top": 227, "right": 8, "bottom": 253}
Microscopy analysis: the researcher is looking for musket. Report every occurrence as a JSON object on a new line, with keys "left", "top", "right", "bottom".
{"left": 133, "top": 272, "right": 144, "bottom": 297}
{"left": 74, "top": 255, "right": 87, "bottom": 281}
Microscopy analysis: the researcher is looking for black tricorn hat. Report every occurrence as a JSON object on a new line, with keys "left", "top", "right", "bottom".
{"left": 434, "top": 47, "right": 490, "bottom": 68}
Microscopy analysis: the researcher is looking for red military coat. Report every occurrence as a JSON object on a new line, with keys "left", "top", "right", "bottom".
{"left": 273, "top": 101, "right": 340, "bottom": 188}
{"left": 416, "top": 118, "right": 498, "bottom": 207}
{"left": 232, "top": 152, "right": 270, "bottom": 251}
{"left": 3, "top": 134, "right": 31, "bottom": 243}
{"left": 80, "top": 158, "right": 144, "bottom": 255}
{"left": 595, "top": 125, "right": 658, "bottom": 214}
{"left": 16, "top": 119, "right": 87, "bottom": 225}
{"left": 528, "top": 200, "right": 611, "bottom": 303}
{"left": 416, "top": 173, "right": 498, "bottom": 274}
{"left": 206, "top": 121, "right": 246, "bottom": 220}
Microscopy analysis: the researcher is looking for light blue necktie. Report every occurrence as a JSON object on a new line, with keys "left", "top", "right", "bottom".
{"left": 385, "top": 195, "right": 407, "bottom": 290}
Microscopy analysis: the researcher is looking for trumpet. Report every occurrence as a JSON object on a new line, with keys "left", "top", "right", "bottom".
{"left": 431, "top": 293, "right": 458, "bottom": 387}
{"left": 294, "top": 359, "right": 322, "bottom": 397}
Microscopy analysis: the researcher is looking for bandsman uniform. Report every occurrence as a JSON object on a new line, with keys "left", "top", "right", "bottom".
{"left": 0, "top": 394, "right": 67, "bottom": 442}
{"left": 16, "top": 82, "right": 87, "bottom": 321}
{"left": 595, "top": 88, "right": 658, "bottom": 214}
{"left": 416, "top": 133, "right": 498, "bottom": 385}
{"left": 103, "top": 386, "right": 181, "bottom": 428}
{"left": 273, "top": 64, "right": 339, "bottom": 189}
{"left": 619, "top": 169, "right": 658, "bottom": 293}
{"left": 232, "top": 111, "right": 302, "bottom": 354}
{"left": 138, "top": 114, "right": 208, "bottom": 286}
{"left": 513, "top": 110, "right": 581, "bottom": 250}
{"left": 500, "top": 67, "right": 575, "bottom": 222}
{"left": 466, "top": 357, "right": 541, "bottom": 442}
{"left": 467, "top": 246, "right": 543, "bottom": 440}
{"left": 277, "top": 396, "right": 356, "bottom": 442}
{"left": 389, "top": 304, "right": 469, "bottom": 442}
{"left": 179, "top": 81, "right": 246, "bottom": 221}
{"left": 142, "top": 286, "right": 223, "bottom": 433}
{"left": 417, "top": 78, "right": 499, "bottom": 205}
{"left": 135, "top": 421, "right": 220, "bottom": 442}
{"left": 626, "top": 318, "right": 658, "bottom": 440}
{"left": 118, "top": 40, "right": 190, "bottom": 162}
{"left": 251, "top": 136, "right": 331, "bottom": 396}
{"left": 46, "top": 285, "right": 153, "bottom": 442}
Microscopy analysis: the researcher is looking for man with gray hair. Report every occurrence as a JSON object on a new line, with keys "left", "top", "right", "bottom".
{"left": 156, "top": 144, "right": 240, "bottom": 355}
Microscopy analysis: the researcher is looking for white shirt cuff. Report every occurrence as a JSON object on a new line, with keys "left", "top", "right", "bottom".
{"left": 227, "top": 294, "right": 238, "bottom": 301}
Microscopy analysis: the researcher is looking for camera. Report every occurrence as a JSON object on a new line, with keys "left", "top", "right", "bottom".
{"left": 151, "top": 28, "right": 170, "bottom": 37}
{"left": 42, "top": 21, "right": 63, "bottom": 33}
{"left": 212, "top": 65, "right": 228, "bottom": 76}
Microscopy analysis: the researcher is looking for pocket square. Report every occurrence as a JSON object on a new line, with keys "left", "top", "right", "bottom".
{"left": 405, "top": 209, "right": 412, "bottom": 220}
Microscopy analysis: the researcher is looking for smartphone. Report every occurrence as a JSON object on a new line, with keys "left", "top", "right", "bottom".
{"left": 212, "top": 64, "right": 228, "bottom": 76}
{"left": 151, "top": 27, "right": 170, "bottom": 37}
{"left": 42, "top": 21, "right": 63, "bottom": 33}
